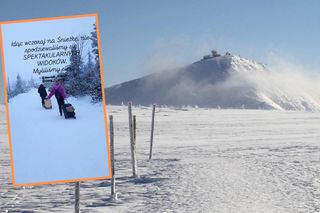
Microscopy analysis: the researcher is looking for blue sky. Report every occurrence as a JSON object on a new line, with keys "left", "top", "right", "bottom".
{"left": 1, "top": 0, "right": 320, "bottom": 103}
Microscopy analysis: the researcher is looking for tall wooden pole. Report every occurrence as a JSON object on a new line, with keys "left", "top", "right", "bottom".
{"left": 74, "top": 182, "right": 80, "bottom": 213}
{"left": 128, "top": 102, "right": 137, "bottom": 177}
{"left": 133, "top": 115, "right": 136, "bottom": 143}
{"left": 109, "top": 115, "right": 116, "bottom": 197}
{"left": 149, "top": 104, "right": 156, "bottom": 160}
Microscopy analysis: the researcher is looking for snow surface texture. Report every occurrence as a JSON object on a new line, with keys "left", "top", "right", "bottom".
{"left": 0, "top": 70, "right": 3, "bottom": 104}
{"left": 1, "top": 105, "right": 319, "bottom": 212}
{"left": 106, "top": 55, "right": 320, "bottom": 111}
{"left": 5, "top": 89, "right": 109, "bottom": 184}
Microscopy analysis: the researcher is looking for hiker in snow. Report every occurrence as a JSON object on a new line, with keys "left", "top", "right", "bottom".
{"left": 46, "top": 79, "right": 67, "bottom": 116}
{"left": 37, "top": 84, "right": 48, "bottom": 107}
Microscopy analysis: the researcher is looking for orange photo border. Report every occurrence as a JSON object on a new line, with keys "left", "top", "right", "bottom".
{"left": 0, "top": 13, "right": 112, "bottom": 187}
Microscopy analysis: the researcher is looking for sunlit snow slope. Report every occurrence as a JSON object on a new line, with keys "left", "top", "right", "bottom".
{"left": 4, "top": 89, "right": 109, "bottom": 184}
{"left": 1, "top": 106, "right": 319, "bottom": 212}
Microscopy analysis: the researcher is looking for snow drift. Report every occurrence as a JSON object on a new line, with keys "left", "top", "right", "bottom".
{"left": 6, "top": 89, "right": 109, "bottom": 184}
{"left": 106, "top": 53, "right": 320, "bottom": 110}
{"left": 2, "top": 106, "right": 319, "bottom": 212}
{"left": 0, "top": 104, "right": 4, "bottom": 112}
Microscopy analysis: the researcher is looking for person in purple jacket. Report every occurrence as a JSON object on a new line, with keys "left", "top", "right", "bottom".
{"left": 46, "top": 79, "right": 67, "bottom": 116}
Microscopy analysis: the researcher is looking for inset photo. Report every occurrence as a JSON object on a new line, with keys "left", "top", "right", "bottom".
{"left": 0, "top": 14, "right": 111, "bottom": 186}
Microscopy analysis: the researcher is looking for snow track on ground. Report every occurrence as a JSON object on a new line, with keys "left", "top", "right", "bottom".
{"left": 1, "top": 105, "right": 319, "bottom": 212}
{"left": 5, "top": 90, "right": 109, "bottom": 184}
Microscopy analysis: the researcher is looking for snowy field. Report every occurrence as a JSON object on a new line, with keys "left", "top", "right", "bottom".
{"left": 0, "top": 105, "right": 320, "bottom": 212}
{"left": 5, "top": 89, "right": 109, "bottom": 185}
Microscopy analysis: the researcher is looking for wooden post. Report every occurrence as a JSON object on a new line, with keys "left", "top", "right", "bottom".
{"left": 74, "top": 182, "right": 80, "bottom": 213}
{"left": 128, "top": 102, "right": 138, "bottom": 177}
{"left": 149, "top": 104, "right": 156, "bottom": 160}
{"left": 133, "top": 115, "right": 136, "bottom": 143}
{"left": 109, "top": 115, "right": 116, "bottom": 198}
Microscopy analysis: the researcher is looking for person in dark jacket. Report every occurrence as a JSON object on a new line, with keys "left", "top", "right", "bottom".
{"left": 38, "top": 84, "right": 48, "bottom": 107}
{"left": 46, "top": 79, "right": 67, "bottom": 116}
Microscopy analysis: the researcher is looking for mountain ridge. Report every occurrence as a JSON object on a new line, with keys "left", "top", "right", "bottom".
{"left": 106, "top": 52, "right": 320, "bottom": 111}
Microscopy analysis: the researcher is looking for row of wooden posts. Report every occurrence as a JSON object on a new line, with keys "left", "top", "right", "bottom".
{"left": 74, "top": 102, "right": 156, "bottom": 212}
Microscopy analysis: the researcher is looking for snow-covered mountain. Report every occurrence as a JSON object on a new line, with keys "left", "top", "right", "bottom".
{"left": 106, "top": 52, "right": 320, "bottom": 110}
